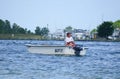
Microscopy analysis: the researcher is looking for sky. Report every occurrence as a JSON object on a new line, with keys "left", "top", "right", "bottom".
{"left": 0, "top": 0, "right": 120, "bottom": 33}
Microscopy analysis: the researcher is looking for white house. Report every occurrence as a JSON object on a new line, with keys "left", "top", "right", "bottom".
{"left": 73, "top": 29, "right": 90, "bottom": 40}
{"left": 52, "top": 29, "right": 64, "bottom": 40}
{"left": 108, "top": 28, "right": 120, "bottom": 40}
{"left": 113, "top": 28, "right": 120, "bottom": 38}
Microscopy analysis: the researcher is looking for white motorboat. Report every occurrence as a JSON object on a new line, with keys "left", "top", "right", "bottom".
{"left": 26, "top": 44, "right": 88, "bottom": 56}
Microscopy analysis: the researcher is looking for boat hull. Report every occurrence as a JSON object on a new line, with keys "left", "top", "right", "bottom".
{"left": 26, "top": 44, "right": 87, "bottom": 56}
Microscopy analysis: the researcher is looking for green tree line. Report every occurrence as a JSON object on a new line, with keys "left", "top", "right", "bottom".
{"left": 35, "top": 26, "right": 49, "bottom": 36}
{"left": 91, "top": 20, "right": 120, "bottom": 39}
{"left": 0, "top": 19, "right": 32, "bottom": 34}
{"left": 0, "top": 19, "right": 49, "bottom": 37}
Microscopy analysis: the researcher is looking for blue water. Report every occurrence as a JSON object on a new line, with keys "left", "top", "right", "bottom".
{"left": 0, "top": 40, "right": 120, "bottom": 79}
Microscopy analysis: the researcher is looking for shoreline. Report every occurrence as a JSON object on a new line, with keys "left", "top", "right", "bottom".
{"left": 0, "top": 39, "right": 120, "bottom": 42}
{"left": 0, "top": 34, "right": 120, "bottom": 42}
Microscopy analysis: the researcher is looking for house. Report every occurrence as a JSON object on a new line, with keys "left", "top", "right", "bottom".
{"left": 112, "top": 28, "right": 120, "bottom": 38}
{"left": 108, "top": 28, "right": 120, "bottom": 40}
{"left": 50, "top": 28, "right": 91, "bottom": 40}
{"left": 52, "top": 29, "right": 64, "bottom": 40}
{"left": 73, "top": 29, "right": 90, "bottom": 40}
{"left": 90, "top": 32, "right": 98, "bottom": 39}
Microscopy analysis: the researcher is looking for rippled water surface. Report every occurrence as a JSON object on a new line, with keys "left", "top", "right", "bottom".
{"left": 0, "top": 40, "right": 120, "bottom": 79}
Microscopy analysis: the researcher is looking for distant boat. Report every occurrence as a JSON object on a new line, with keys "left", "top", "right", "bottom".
{"left": 26, "top": 44, "right": 88, "bottom": 56}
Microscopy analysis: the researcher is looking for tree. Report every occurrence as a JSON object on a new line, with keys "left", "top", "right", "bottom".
{"left": 91, "top": 29, "right": 97, "bottom": 33}
{"left": 97, "top": 21, "right": 114, "bottom": 38}
{"left": 12, "top": 23, "right": 26, "bottom": 34}
{"left": 27, "top": 30, "right": 33, "bottom": 34}
{"left": 112, "top": 20, "right": 120, "bottom": 29}
{"left": 12, "top": 23, "right": 19, "bottom": 34}
{"left": 41, "top": 27, "right": 49, "bottom": 36}
{"left": 0, "top": 20, "right": 12, "bottom": 34}
{"left": 18, "top": 27, "right": 26, "bottom": 34}
{"left": 64, "top": 26, "right": 73, "bottom": 33}
{"left": 0, "top": 19, "right": 33, "bottom": 34}
{"left": 35, "top": 26, "right": 41, "bottom": 35}
{"left": 0, "top": 19, "right": 5, "bottom": 33}
{"left": 35, "top": 26, "right": 49, "bottom": 36}
{"left": 4, "top": 20, "right": 12, "bottom": 34}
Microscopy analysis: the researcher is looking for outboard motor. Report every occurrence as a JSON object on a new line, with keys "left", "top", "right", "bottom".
{"left": 73, "top": 45, "right": 83, "bottom": 56}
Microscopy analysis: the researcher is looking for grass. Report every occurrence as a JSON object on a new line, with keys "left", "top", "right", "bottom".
{"left": 0, "top": 34, "right": 42, "bottom": 40}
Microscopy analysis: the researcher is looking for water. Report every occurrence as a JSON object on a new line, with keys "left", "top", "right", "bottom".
{"left": 0, "top": 40, "right": 120, "bottom": 79}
